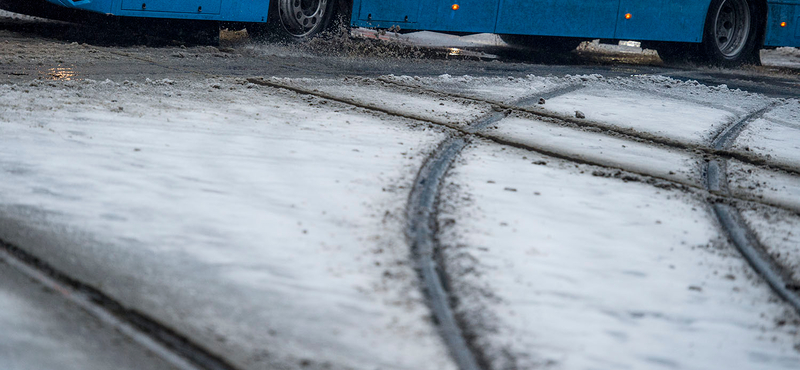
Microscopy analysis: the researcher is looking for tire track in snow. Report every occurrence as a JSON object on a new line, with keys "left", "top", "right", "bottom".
{"left": 376, "top": 78, "right": 800, "bottom": 362}
{"left": 245, "top": 79, "right": 581, "bottom": 369}
{"left": 383, "top": 77, "right": 800, "bottom": 359}
{"left": 0, "top": 240, "right": 239, "bottom": 370}
{"left": 246, "top": 76, "right": 525, "bottom": 369}
{"left": 404, "top": 88, "right": 579, "bottom": 370}
{"left": 406, "top": 137, "right": 480, "bottom": 370}
{"left": 248, "top": 77, "right": 800, "bottom": 215}
{"left": 247, "top": 76, "right": 800, "bottom": 366}
{"left": 704, "top": 104, "right": 800, "bottom": 314}
{"left": 378, "top": 77, "right": 800, "bottom": 179}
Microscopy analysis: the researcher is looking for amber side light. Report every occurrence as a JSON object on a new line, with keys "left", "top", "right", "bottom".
{"left": 625, "top": 13, "right": 632, "bottom": 20}
{"left": 780, "top": 21, "right": 787, "bottom": 27}
{"left": 452, "top": 4, "right": 459, "bottom": 10}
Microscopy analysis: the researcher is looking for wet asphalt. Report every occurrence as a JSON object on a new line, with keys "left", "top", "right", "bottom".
{"left": 0, "top": 13, "right": 798, "bottom": 98}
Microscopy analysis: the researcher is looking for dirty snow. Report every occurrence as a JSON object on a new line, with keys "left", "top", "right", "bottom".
{"left": 733, "top": 101, "right": 800, "bottom": 171}
{"left": 353, "top": 30, "right": 504, "bottom": 48}
{"left": 600, "top": 75, "right": 772, "bottom": 116}
{"left": 0, "top": 9, "right": 45, "bottom": 21}
{"left": 727, "top": 160, "right": 800, "bottom": 213}
{"left": 740, "top": 205, "right": 800, "bottom": 285}
{"left": 543, "top": 86, "right": 737, "bottom": 144}
{"left": 0, "top": 60, "right": 798, "bottom": 370}
{"left": 487, "top": 115, "right": 702, "bottom": 187}
{"left": 761, "top": 47, "right": 800, "bottom": 68}
{"left": 0, "top": 79, "right": 456, "bottom": 370}
{"left": 381, "top": 74, "right": 600, "bottom": 104}
{"left": 271, "top": 77, "right": 492, "bottom": 127}
{"left": 437, "top": 142, "right": 800, "bottom": 370}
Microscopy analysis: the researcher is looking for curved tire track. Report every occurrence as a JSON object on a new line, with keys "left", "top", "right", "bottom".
{"left": 404, "top": 85, "right": 587, "bottom": 370}
{"left": 705, "top": 105, "right": 800, "bottom": 314}
{"left": 379, "top": 77, "right": 800, "bottom": 179}
{"left": 250, "top": 77, "right": 799, "bottom": 215}
{"left": 249, "top": 76, "right": 800, "bottom": 367}
{"left": 406, "top": 137, "right": 481, "bottom": 370}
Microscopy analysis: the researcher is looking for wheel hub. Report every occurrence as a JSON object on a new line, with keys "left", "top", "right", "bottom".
{"left": 278, "top": 0, "right": 328, "bottom": 37}
{"left": 713, "top": 0, "right": 750, "bottom": 58}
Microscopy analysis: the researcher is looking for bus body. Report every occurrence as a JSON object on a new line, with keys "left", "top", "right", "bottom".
{"left": 36, "top": 0, "right": 271, "bottom": 23}
{"left": 8, "top": 0, "right": 800, "bottom": 49}
{"left": 351, "top": 0, "right": 800, "bottom": 48}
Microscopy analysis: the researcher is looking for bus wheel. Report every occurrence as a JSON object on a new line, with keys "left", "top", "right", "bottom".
{"left": 700, "top": 0, "right": 761, "bottom": 66}
{"left": 256, "top": 0, "right": 338, "bottom": 42}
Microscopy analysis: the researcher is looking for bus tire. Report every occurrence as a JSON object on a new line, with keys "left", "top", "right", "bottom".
{"left": 700, "top": 0, "right": 762, "bottom": 66}
{"left": 252, "top": 0, "right": 346, "bottom": 42}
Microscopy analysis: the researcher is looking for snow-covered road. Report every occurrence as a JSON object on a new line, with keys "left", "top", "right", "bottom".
{"left": 1, "top": 62, "right": 800, "bottom": 370}
{"left": 0, "top": 79, "right": 457, "bottom": 370}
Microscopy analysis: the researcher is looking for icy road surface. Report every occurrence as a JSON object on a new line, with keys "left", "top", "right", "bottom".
{"left": 0, "top": 79, "right": 455, "bottom": 370}
{"left": 1, "top": 71, "right": 800, "bottom": 370}
{"left": 437, "top": 142, "right": 799, "bottom": 369}
{"left": 0, "top": 260, "right": 179, "bottom": 370}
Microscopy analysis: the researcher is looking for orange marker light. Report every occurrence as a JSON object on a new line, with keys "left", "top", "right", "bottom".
{"left": 625, "top": 13, "right": 632, "bottom": 20}
{"left": 780, "top": 21, "right": 787, "bottom": 27}
{"left": 452, "top": 4, "right": 459, "bottom": 10}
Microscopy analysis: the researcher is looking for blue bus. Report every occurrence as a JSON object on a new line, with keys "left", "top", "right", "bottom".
{"left": 2, "top": 0, "right": 799, "bottom": 66}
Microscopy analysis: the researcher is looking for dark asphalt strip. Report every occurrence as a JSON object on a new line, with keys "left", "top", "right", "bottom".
{"left": 467, "top": 111, "right": 507, "bottom": 133}
{"left": 0, "top": 239, "right": 239, "bottom": 370}
{"left": 704, "top": 104, "right": 800, "bottom": 315}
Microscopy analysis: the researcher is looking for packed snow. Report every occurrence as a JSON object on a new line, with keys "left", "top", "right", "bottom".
{"left": 761, "top": 47, "right": 800, "bottom": 68}
{"left": 381, "top": 74, "right": 598, "bottom": 104}
{"left": 543, "top": 87, "right": 737, "bottom": 145}
{"left": 437, "top": 142, "right": 800, "bottom": 370}
{"left": 1, "top": 69, "right": 799, "bottom": 370}
{"left": 0, "top": 79, "right": 457, "bottom": 370}
{"left": 272, "top": 77, "right": 492, "bottom": 128}
{"left": 727, "top": 160, "right": 800, "bottom": 213}
{"left": 487, "top": 115, "right": 703, "bottom": 187}
{"left": 733, "top": 100, "right": 800, "bottom": 171}
{"left": 741, "top": 205, "right": 800, "bottom": 285}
